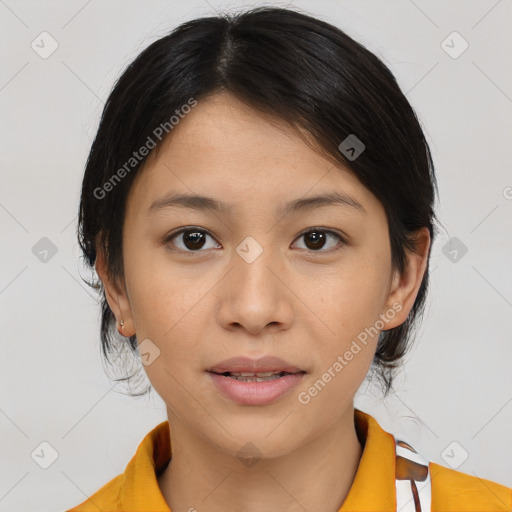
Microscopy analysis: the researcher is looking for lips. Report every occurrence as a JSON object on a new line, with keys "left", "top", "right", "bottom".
{"left": 207, "top": 355, "right": 306, "bottom": 375}
{"left": 207, "top": 356, "right": 307, "bottom": 405}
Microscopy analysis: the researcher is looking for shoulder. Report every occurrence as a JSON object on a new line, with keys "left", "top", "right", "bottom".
{"left": 395, "top": 437, "right": 511, "bottom": 511}
{"left": 429, "top": 461, "right": 512, "bottom": 511}
{"left": 65, "top": 473, "right": 123, "bottom": 511}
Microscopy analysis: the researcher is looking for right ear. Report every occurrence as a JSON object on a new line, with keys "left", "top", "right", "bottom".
{"left": 95, "top": 248, "right": 136, "bottom": 337}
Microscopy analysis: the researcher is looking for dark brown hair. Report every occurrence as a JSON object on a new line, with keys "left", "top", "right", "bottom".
{"left": 78, "top": 6, "right": 438, "bottom": 397}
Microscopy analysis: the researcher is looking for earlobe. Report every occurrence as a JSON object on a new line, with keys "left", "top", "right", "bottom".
{"left": 382, "top": 227, "right": 431, "bottom": 330}
{"left": 94, "top": 249, "right": 136, "bottom": 337}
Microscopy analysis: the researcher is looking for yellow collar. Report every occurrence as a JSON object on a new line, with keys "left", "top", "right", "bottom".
{"left": 118, "top": 408, "right": 397, "bottom": 511}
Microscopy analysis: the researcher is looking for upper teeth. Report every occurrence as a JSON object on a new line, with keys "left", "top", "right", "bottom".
{"left": 229, "top": 371, "right": 283, "bottom": 377}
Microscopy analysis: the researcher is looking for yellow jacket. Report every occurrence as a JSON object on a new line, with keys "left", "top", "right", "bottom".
{"left": 66, "top": 409, "right": 512, "bottom": 511}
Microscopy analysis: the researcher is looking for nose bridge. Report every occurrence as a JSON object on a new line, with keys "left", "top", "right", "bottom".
{"left": 235, "top": 234, "right": 267, "bottom": 266}
{"left": 233, "top": 234, "right": 277, "bottom": 290}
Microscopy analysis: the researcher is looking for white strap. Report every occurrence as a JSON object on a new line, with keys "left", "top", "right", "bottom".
{"left": 394, "top": 439, "right": 432, "bottom": 512}
{"left": 396, "top": 445, "right": 430, "bottom": 467}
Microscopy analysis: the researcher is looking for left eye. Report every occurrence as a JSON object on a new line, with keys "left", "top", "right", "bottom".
{"left": 292, "top": 229, "right": 344, "bottom": 252}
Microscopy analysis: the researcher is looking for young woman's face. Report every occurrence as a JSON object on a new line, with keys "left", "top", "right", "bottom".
{"left": 103, "top": 92, "right": 426, "bottom": 459}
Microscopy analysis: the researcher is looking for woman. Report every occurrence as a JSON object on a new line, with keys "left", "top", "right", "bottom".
{"left": 68, "top": 6, "right": 511, "bottom": 511}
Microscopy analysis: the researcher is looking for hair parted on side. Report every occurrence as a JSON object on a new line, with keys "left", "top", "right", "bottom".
{"left": 77, "top": 6, "right": 438, "bottom": 398}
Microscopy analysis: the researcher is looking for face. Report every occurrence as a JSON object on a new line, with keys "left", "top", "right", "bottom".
{"left": 98, "top": 92, "right": 429, "bottom": 460}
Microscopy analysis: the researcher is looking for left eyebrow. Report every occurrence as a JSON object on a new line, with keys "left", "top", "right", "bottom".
{"left": 147, "top": 191, "right": 367, "bottom": 216}
{"left": 277, "top": 191, "right": 367, "bottom": 216}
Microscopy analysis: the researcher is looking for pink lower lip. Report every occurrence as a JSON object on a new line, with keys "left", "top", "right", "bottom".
{"left": 207, "top": 371, "right": 305, "bottom": 405}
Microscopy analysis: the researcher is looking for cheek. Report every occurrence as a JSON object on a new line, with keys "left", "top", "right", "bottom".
{"left": 316, "top": 256, "right": 391, "bottom": 333}
{"left": 306, "top": 252, "right": 392, "bottom": 383}
{"left": 122, "top": 244, "right": 213, "bottom": 370}
{"left": 295, "top": 275, "right": 386, "bottom": 420}
{"left": 123, "top": 241, "right": 189, "bottom": 332}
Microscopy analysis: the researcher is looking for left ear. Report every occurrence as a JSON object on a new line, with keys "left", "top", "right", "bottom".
{"left": 382, "top": 227, "right": 431, "bottom": 330}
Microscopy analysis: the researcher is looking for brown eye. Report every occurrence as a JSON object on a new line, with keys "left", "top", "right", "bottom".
{"left": 304, "top": 230, "right": 326, "bottom": 250}
{"left": 166, "top": 228, "right": 220, "bottom": 253}
{"left": 293, "top": 229, "right": 344, "bottom": 252}
{"left": 182, "top": 230, "right": 206, "bottom": 250}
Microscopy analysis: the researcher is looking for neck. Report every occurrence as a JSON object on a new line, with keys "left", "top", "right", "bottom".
{"left": 157, "top": 404, "right": 363, "bottom": 512}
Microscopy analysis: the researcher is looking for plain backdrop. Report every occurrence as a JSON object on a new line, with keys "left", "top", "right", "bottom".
{"left": 1, "top": 1, "right": 511, "bottom": 510}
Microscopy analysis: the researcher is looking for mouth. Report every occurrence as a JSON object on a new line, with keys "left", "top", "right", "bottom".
{"left": 206, "top": 356, "right": 307, "bottom": 405}
{"left": 208, "top": 370, "right": 305, "bottom": 382}
{"left": 206, "top": 366, "right": 306, "bottom": 405}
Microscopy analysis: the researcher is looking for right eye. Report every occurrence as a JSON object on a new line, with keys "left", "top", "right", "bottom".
{"left": 164, "top": 227, "right": 221, "bottom": 254}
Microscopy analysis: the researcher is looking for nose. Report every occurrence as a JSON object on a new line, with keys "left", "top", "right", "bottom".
{"left": 216, "top": 240, "right": 294, "bottom": 336}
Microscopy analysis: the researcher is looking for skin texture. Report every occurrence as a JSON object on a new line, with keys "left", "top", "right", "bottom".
{"left": 95, "top": 91, "right": 430, "bottom": 512}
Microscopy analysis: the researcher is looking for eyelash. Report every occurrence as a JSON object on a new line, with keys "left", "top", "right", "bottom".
{"left": 163, "top": 226, "right": 347, "bottom": 256}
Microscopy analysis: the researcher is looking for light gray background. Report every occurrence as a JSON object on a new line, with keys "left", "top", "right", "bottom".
{"left": 1, "top": 1, "right": 511, "bottom": 511}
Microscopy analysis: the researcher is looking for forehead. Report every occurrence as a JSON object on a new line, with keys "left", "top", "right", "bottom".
{"left": 126, "top": 92, "right": 383, "bottom": 219}
{"left": 152, "top": 92, "right": 324, "bottom": 166}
